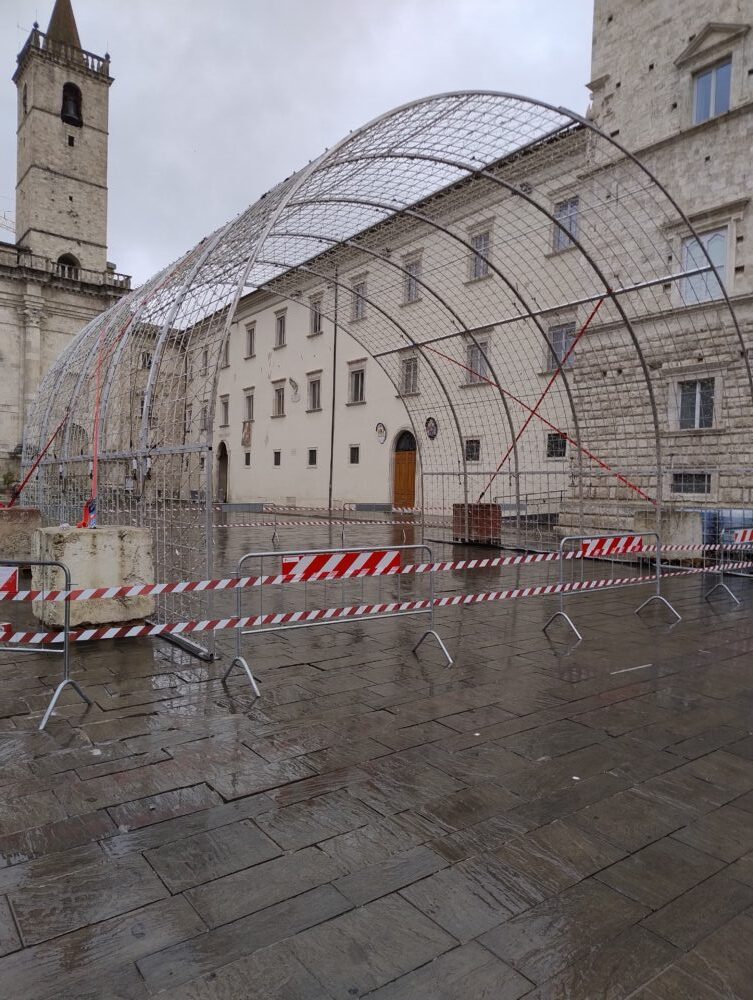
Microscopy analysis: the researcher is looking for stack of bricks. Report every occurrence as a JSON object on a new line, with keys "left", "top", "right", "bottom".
{"left": 452, "top": 502, "right": 501, "bottom": 545}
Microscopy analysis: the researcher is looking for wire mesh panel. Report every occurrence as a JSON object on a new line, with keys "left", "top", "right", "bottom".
{"left": 21, "top": 92, "right": 750, "bottom": 653}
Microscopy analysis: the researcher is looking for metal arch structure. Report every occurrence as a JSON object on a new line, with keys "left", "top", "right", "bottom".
{"left": 22, "top": 91, "right": 751, "bottom": 655}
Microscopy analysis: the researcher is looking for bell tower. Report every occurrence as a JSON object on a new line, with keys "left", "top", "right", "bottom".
{"left": 13, "top": 0, "right": 112, "bottom": 273}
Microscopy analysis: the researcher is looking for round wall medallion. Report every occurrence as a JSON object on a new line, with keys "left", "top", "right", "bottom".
{"left": 425, "top": 417, "right": 438, "bottom": 439}
{"left": 375, "top": 422, "right": 387, "bottom": 444}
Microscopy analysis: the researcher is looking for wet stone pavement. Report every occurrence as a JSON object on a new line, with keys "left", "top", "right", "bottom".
{"left": 1, "top": 531, "right": 753, "bottom": 997}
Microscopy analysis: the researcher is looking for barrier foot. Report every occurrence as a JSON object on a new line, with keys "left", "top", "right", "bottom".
{"left": 223, "top": 656, "right": 261, "bottom": 698}
{"left": 543, "top": 611, "right": 582, "bottom": 642}
{"left": 704, "top": 582, "right": 741, "bottom": 606}
{"left": 635, "top": 594, "right": 682, "bottom": 623}
{"left": 39, "top": 678, "right": 92, "bottom": 732}
{"left": 413, "top": 630, "right": 453, "bottom": 666}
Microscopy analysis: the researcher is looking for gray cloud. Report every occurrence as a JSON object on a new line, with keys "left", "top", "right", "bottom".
{"left": 0, "top": 0, "right": 593, "bottom": 284}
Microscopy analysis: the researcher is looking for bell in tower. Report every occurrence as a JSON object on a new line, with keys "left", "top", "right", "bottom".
{"left": 61, "top": 81, "right": 82, "bottom": 126}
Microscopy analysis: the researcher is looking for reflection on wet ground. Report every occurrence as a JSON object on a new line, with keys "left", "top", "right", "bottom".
{"left": 0, "top": 522, "right": 752, "bottom": 997}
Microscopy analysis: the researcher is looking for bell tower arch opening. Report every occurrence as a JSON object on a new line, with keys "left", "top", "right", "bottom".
{"left": 61, "top": 82, "right": 82, "bottom": 126}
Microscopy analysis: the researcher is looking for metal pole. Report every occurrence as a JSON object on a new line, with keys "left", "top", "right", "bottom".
{"left": 327, "top": 265, "right": 339, "bottom": 515}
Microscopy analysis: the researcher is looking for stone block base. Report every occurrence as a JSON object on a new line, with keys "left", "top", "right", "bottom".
{"left": 0, "top": 507, "right": 42, "bottom": 561}
{"left": 32, "top": 526, "right": 155, "bottom": 627}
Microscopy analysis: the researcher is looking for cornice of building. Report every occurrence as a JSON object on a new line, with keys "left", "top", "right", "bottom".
{"left": 13, "top": 26, "right": 112, "bottom": 85}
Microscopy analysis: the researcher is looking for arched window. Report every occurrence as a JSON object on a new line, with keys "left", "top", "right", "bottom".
{"left": 57, "top": 253, "right": 80, "bottom": 278}
{"left": 61, "top": 82, "right": 82, "bottom": 127}
{"left": 22, "top": 84, "right": 28, "bottom": 115}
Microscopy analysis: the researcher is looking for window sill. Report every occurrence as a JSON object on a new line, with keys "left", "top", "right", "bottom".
{"left": 398, "top": 391, "right": 420, "bottom": 398}
{"left": 220, "top": 364, "right": 230, "bottom": 370}
{"left": 244, "top": 354, "right": 256, "bottom": 360}
{"left": 665, "top": 426, "right": 724, "bottom": 436}
{"left": 346, "top": 400, "right": 366, "bottom": 406}
{"left": 271, "top": 413, "right": 285, "bottom": 419}
{"left": 544, "top": 243, "right": 577, "bottom": 260}
{"left": 306, "top": 407, "right": 323, "bottom": 413}
{"left": 273, "top": 344, "right": 286, "bottom": 350}
{"left": 399, "top": 298, "right": 422, "bottom": 307}
{"left": 460, "top": 380, "right": 491, "bottom": 388}
{"left": 463, "top": 273, "right": 492, "bottom": 286}
{"left": 307, "top": 331, "right": 323, "bottom": 338}
{"left": 219, "top": 424, "right": 229, "bottom": 429}
{"left": 350, "top": 316, "right": 366, "bottom": 323}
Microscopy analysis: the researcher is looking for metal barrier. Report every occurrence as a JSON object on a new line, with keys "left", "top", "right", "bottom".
{"left": 0, "top": 559, "right": 91, "bottom": 730}
{"left": 224, "top": 543, "right": 453, "bottom": 694}
{"left": 543, "top": 532, "right": 681, "bottom": 641}
{"left": 705, "top": 527, "right": 753, "bottom": 606}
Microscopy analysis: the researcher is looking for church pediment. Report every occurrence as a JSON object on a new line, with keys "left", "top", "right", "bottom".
{"left": 675, "top": 22, "right": 750, "bottom": 67}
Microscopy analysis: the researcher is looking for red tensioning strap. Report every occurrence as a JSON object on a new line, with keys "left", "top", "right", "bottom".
{"left": 422, "top": 342, "right": 656, "bottom": 506}
{"left": 477, "top": 296, "right": 607, "bottom": 502}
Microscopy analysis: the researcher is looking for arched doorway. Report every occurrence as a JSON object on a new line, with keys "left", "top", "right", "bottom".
{"left": 217, "top": 441, "right": 228, "bottom": 503}
{"left": 393, "top": 430, "right": 416, "bottom": 508}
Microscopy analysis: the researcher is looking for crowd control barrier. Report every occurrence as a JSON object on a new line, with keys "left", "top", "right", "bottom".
{"left": 0, "top": 559, "right": 91, "bottom": 730}
{"left": 224, "top": 543, "right": 453, "bottom": 694}
{"left": 705, "top": 526, "right": 753, "bottom": 606}
{"left": 543, "top": 532, "right": 681, "bottom": 641}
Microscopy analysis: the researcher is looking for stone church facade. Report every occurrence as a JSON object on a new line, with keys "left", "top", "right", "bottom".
{"left": 0, "top": 0, "right": 129, "bottom": 481}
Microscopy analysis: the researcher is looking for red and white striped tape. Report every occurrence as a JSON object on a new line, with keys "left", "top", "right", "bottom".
{"left": 581, "top": 535, "right": 644, "bottom": 557}
{"left": 281, "top": 550, "right": 401, "bottom": 580}
{"left": 3, "top": 562, "right": 745, "bottom": 647}
{"left": 0, "top": 542, "right": 747, "bottom": 605}
{"left": 215, "top": 517, "right": 429, "bottom": 530}
{"left": 734, "top": 528, "right": 753, "bottom": 544}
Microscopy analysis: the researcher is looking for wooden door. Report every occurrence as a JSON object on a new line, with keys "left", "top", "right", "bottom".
{"left": 393, "top": 449, "right": 416, "bottom": 507}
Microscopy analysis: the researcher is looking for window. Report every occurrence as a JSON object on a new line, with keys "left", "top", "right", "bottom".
{"left": 68, "top": 135, "right": 74, "bottom": 147}
{"left": 671, "top": 472, "right": 711, "bottom": 495}
{"left": 273, "top": 385, "right": 285, "bottom": 416}
{"left": 273, "top": 450, "right": 281, "bottom": 467}
{"left": 401, "top": 356, "right": 419, "bottom": 395}
{"left": 308, "top": 448, "right": 318, "bottom": 467}
{"left": 349, "top": 367, "right": 365, "bottom": 403}
{"left": 244, "top": 452, "right": 251, "bottom": 467}
{"left": 466, "top": 339, "right": 489, "bottom": 384}
{"left": 553, "top": 197, "right": 579, "bottom": 252}
{"left": 308, "top": 376, "right": 322, "bottom": 411}
{"left": 139, "top": 351, "right": 152, "bottom": 369}
{"left": 349, "top": 445, "right": 360, "bottom": 464}
{"left": 184, "top": 404, "right": 192, "bottom": 434}
{"left": 61, "top": 82, "right": 82, "bottom": 127}
{"left": 275, "top": 311, "right": 286, "bottom": 348}
{"left": 201, "top": 348, "right": 209, "bottom": 375}
{"left": 244, "top": 390, "right": 254, "bottom": 422}
{"left": 465, "top": 438, "right": 481, "bottom": 462}
{"left": 220, "top": 396, "right": 229, "bottom": 427}
{"left": 469, "top": 230, "right": 490, "bottom": 279}
{"left": 681, "top": 228, "right": 726, "bottom": 303}
{"left": 245, "top": 324, "right": 256, "bottom": 357}
{"left": 221, "top": 339, "right": 230, "bottom": 368}
{"left": 547, "top": 322, "right": 576, "bottom": 370}
{"left": 678, "top": 378, "right": 715, "bottom": 429}
{"left": 546, "top": 432, "right": 567, "bottom": 458}
{"left": 200, "top": 404, "right": 208, "bottom": 432}
{"left": 694, "top": 58, "right": 731, "bottom": 124}
{"left": 404, "top": 259, "right": 421, "bottom": 303}
{"left": 310, "top": 296, "right": 323, "bottom": 335}
{"left": 352, "top": 280, "right": 367, "bottom": 320}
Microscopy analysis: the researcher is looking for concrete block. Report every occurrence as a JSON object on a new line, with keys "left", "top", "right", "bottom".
{"left": 0, "top": 507, "right": 42, "bottom": 561}
{"left": 31, "top": 526, "right": 154, "bottom": 627}
{"left": 634, "top": 508, "right": 704, "bottom": 549}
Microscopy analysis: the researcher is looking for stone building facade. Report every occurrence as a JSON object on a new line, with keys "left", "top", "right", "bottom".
{"left": 213, "top": 0, "right": 753, "bottom": 518}
{"left": 0, "top": 0, "right": 129, "bottom": 481}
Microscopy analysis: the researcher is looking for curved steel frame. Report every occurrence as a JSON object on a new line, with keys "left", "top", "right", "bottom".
{"left": 20, "top": 90, "right": 750, "bottom": 649}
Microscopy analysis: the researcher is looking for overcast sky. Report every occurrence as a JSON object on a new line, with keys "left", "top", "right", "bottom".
{"left": 0, "top": 1, "right": 594, "bottom": 285}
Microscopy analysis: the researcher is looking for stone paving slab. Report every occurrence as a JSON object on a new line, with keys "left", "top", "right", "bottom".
{"left": 0, "top": 531, "right": 752, "bottom": 996}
